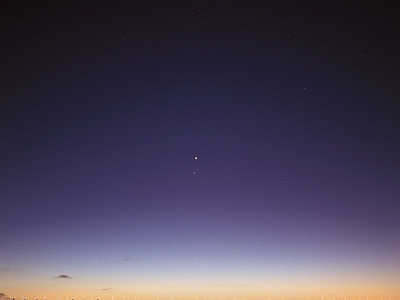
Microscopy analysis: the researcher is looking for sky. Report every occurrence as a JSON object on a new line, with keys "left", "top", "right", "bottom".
{"left": 1, "top": 1, "right": 400, "bottom": 300}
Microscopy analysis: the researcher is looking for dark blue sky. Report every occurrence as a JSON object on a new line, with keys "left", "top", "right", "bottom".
{"left": 1, "top": 1, "right": 400, "bottom": 299}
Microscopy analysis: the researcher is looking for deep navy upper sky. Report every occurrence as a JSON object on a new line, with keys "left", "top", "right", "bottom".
{"left": 1, "top": 1, "right": 400, "bottom": 299}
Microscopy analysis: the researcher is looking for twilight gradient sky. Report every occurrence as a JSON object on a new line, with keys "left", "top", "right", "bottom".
{"left": 1, "top": 1, "right": 400, "bottom": 300}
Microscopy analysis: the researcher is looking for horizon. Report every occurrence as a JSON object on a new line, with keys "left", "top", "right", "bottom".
{"left": 3, "top": 296, "right": 400, "bottom": 300}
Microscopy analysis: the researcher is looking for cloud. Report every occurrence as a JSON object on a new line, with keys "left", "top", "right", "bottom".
{"left": 0, "top": 293, "right": 11, "bottom": 300}
{"left": 122, "top": 256, "right": 140, "bottom": 261}
{"left": 54, "top": 274, "right": 72, "bottom": 279}
{"left": 101, "top": 288, "right": 112, "bottom": 291}
{"left": 0, "top": 267, "right": 23, "bottom": 271}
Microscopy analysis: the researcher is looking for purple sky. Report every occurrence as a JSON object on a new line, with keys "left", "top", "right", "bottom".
{"left": 1, "top": 1, "right": 400, "bottom": 299}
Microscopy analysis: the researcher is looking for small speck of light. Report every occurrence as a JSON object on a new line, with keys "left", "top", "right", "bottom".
{"left": 194, "top": 156, "right": 198, "bottom": 160}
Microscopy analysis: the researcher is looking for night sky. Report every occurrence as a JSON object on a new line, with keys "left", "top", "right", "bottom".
{"left": 1, "top": 1, "right": 400, "bottom": 300}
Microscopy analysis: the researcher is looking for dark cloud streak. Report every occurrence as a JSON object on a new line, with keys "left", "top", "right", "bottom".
{"left": 53, "top": 274, "right": 72, "bottom": 279}
{"left": 122, "top": 257, "right": 140, "bottom": 261}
